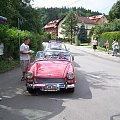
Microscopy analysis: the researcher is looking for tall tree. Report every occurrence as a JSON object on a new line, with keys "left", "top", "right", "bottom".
{"left": 61, "top": 9, "right": 77, "bottom": 44}
{"left": 78, "top": 23, "right": 87, "bottom": 43}
{"left": 0, "top": 0, "right": 22, "bottom": 24}
{"left": 109, "top": 0, "right": 120, "bottom": 21}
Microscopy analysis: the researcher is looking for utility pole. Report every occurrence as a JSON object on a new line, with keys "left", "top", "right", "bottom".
{"left": 18, "top": 18, "right": 21, "bottom": 49}
{"left": 74, "top": 25, "right": 79, "bottom": 46}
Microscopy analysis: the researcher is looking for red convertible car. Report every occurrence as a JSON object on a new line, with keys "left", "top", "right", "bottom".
{"left": 26, "top": 50, "right": 76, "bottom": 94}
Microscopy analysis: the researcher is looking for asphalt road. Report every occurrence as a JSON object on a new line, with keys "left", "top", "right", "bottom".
{"left": 0, "top": 45, "right": 120, "bottom": 120}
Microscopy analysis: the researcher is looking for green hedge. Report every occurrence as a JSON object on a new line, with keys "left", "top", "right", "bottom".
{"left": 99, "top": 31, "right": 120, "bottom": 51}
{"left": 0, "top": 24, "right": 43, "bottom": 60}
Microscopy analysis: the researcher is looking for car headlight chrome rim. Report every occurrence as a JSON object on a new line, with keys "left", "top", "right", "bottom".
{"left": 26, "top": 72, "right": 33, "bottom": 79}
{"left": 67, "top": 72, "right": 74, "bottom": 79}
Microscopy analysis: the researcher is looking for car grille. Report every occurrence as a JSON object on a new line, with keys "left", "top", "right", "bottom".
{"left": 34, "top": 78, "right": 65, "bottom": 84}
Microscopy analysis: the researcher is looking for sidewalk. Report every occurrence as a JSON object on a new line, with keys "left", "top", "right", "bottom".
{"left": 67, "top": 44, "right": 120, "bottom": 63}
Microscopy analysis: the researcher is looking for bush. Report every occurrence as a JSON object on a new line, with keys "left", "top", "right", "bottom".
{"left": 92, "top": 19, "right": 120, "bottom": 36}
{"left": 0, "top": 24, "right": 43, "bottom": 60}
{"left": 99, "top": 31, "right": 120, "bottom": 50}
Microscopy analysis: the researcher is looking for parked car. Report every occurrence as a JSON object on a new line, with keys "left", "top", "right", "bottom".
{"left": 44, "top": 41, "right": 68, "bottom": 51}
{"left": 26, "top": 50, "right": 76, "bottom": 94}
{"left": 43, "top": 41, "right": 74, "bottom": 60}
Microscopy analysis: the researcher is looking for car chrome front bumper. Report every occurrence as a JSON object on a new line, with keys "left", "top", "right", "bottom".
{"left": 26, "top": 82, "right": 75, "bottom": 91}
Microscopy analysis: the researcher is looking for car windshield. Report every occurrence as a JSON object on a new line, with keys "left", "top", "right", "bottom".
{"left": 35, "top": 51, "right": 71, "bottom": 61}
{"left": 45, "top": 42, "right": 67, "bottom": 51}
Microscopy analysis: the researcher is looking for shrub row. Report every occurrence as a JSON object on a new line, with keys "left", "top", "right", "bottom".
{"left": 99, "top": 31, "right": 120, "bottom": 50}
{"left": 0, "top": 24, "right": 43, "bottom": 60}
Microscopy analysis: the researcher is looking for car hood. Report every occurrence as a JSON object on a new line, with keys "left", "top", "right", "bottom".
{"left": 34, "top": 60, "right": 71, "bottom": 78}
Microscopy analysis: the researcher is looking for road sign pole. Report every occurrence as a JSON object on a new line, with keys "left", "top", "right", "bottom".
{"left": 18, "top": 18, "right": 21, "bottom": 49}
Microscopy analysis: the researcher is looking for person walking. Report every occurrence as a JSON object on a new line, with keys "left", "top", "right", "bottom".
{"left": 20, "top": 37, "right": 31, "bottom": 81}
{"left": 112, "top": 40, "right": 119, "bottom": 56}
{"left": 92, "top": 38, "right": 98, "bottom": 51}
{"left": 104, "top": 40, "right": 109, "bottom": 54}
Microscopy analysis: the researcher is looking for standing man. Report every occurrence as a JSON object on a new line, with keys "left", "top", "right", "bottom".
{"left": 20, "top": 37, "right": 30, "bottom": 81}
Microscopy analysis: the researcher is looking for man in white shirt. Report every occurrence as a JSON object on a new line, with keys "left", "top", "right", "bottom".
{"left": 20, "top": 37, "right": 30, "bottom": 81}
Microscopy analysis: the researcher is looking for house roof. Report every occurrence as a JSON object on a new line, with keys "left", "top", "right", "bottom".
{"left": 77, "top": 16, "right": 95, "bottom": 24}
{"left": 44, "top": 19, "right": 61, "bottom": 29}
{"left": 89, "top": 15, "right": 104, "bottom": 20}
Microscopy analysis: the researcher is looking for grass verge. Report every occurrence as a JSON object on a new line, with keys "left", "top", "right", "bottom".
{"left": 0, "top": 60, "right": 20, "bottom": 73}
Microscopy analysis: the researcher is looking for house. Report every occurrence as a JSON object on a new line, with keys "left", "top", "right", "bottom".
{"left": 57, "top": 17, "right": 66, "bottom": 39}
{"left": 58, "top": 16, "right": 96, "bottom": 38}
{"left": 44, "top": 14, "right": 108, "bottom": 39}
{"left": 89, "top": 15, "right": 108, "bottom": 25}
{"left": 43, "top": 19, "right": 61, "bottom": 35}
{"left": 76, "top": 16, "right": 96, "bottom": 35}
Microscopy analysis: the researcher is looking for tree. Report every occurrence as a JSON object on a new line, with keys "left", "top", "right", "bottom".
{"left": 91, "top": 19, "right": 120, "bottom": 38}
{"left": 78, "top": 23, "right": 87, "bottom": 43}
{"left": 109, "top": 0, "right": 120, "bottom": 21}
{"left": 61, "top": 9, "right": 77, "bottom": 44}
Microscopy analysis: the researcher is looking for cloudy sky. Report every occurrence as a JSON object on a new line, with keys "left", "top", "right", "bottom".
{"left": 31, "top": 0, "right": 118, "bottom": 14}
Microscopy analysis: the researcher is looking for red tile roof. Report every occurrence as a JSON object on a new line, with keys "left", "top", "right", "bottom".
{"left": 89, "top": 15, "right": 103, "bottom": 20}
{"left": 44, "top": 19, "right": 61, "bottom": 29}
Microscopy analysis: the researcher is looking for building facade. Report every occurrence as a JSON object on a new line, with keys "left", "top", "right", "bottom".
{"left": 58, "top": 16, "right": 96, "bottom": 38}
{"left": 43, "top": 19, "right": 61, "bottom": 35}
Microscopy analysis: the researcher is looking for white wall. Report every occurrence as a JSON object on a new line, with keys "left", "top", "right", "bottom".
{"left": 58, "top": 18, "right": 66, "bottom": 38}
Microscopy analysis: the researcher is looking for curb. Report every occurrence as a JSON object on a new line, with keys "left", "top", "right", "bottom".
{"left": 80, "top": 48, "right": 120, "bottom": 63}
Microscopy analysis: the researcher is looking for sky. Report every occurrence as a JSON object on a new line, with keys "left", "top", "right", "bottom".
{"left": 31, "top": 0, "right": 118, "bottom": 15}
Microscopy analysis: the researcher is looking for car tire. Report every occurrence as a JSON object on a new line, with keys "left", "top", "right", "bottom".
{"left": 67, "top": 88, "right": 75, "bottom": 93}
{"left": 27, "top": 88, "right": 36, "bottom": 94}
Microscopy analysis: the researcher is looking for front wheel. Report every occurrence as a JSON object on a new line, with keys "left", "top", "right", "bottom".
{"left": 66, "top": 88, "right": 75, "bottom": 93}
{"left": 27, "top": 88, "right": 36, "bottom": 94}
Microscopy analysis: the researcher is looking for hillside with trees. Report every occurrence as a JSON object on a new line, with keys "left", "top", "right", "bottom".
{"left": 37, "top": 7, "right": 101, "bottom": 27}
{"left": 0, "top": 0, "right": 102, "bottom": 30}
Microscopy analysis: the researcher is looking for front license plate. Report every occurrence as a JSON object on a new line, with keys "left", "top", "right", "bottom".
{"left": 42, "top": 84, "right": 59, "bottom": 91}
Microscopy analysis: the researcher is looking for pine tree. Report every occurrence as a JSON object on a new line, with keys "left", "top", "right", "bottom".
{"left": 79, "top": 23, "right": 87, "bottom": 43}
{"left": 61, "top": 9, "right": 77, "bottom": 44}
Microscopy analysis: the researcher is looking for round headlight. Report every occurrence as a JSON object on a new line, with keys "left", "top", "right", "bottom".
{"left": 67, "top": 72, "right": 74, "bottom": 79}
{"left": 26, "top": 72, "right": 33, "bottom": 79}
